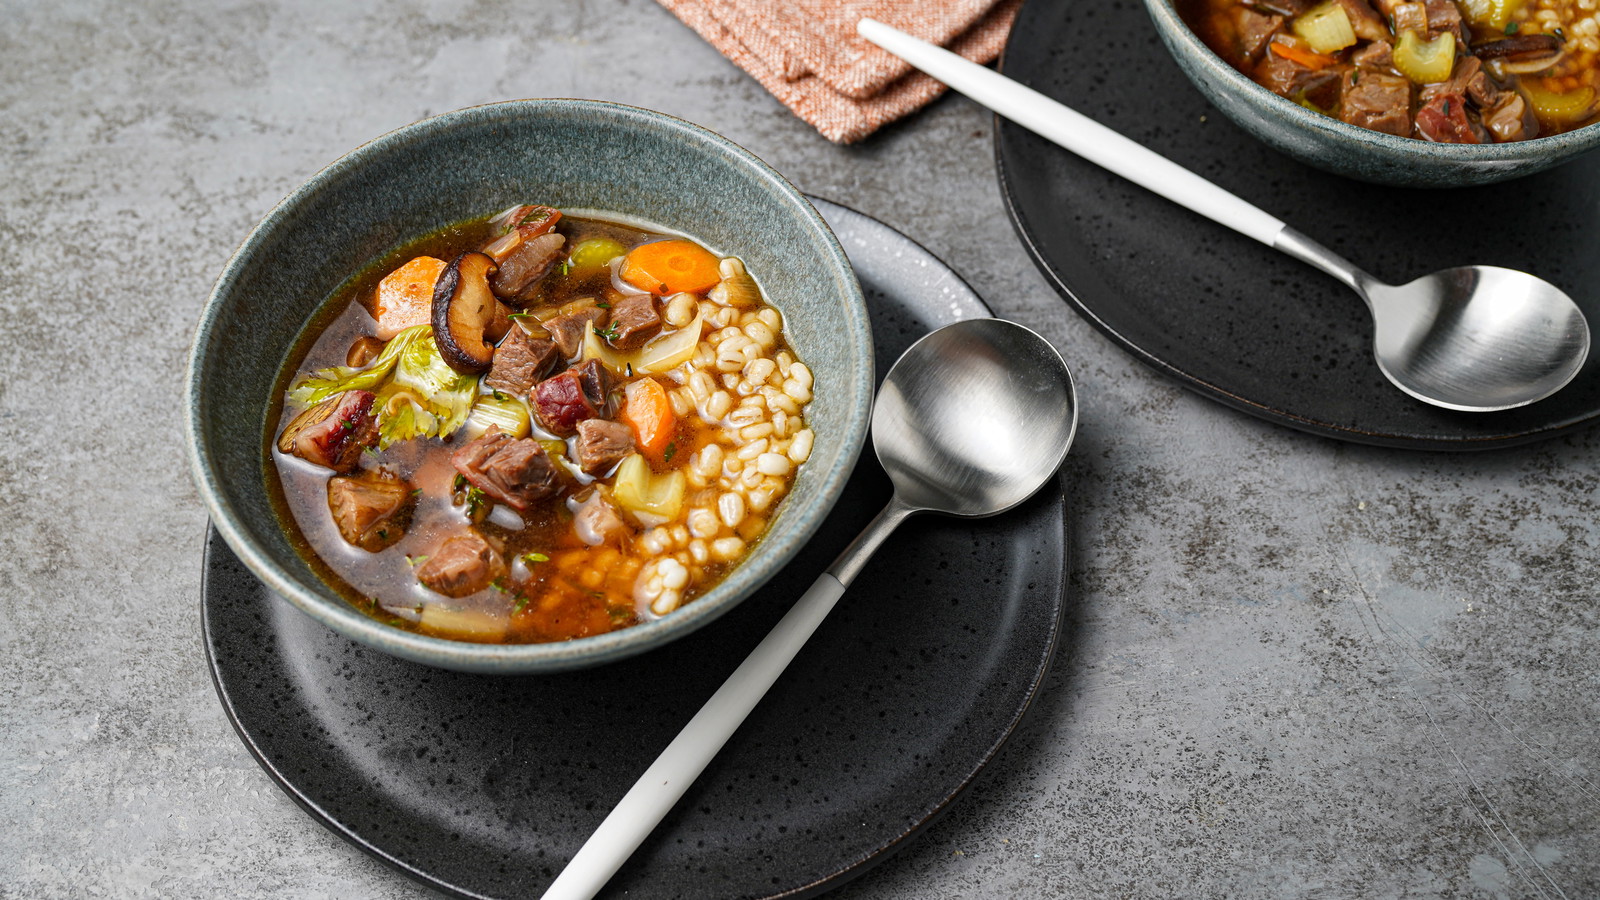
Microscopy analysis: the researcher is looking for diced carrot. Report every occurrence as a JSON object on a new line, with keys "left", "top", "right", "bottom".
{"left": 1269, "top": 40, "right": 1338, "bottom": 70}
{"left": 619, "top": 239, "right": 722, "bottom": 295}
{"left": 373, "top": 256, "right": 447, "bottom": 339}
{"left": 621, "top": 378, "right": 677, "bottom": 464}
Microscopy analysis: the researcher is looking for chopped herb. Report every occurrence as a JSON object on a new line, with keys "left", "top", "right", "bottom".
{"left": 453, "top": 473, "right": 467, "bottom": 492}
{"left": 490, "top": 577, "right": 510, "bottom": 594}
{"left": 376, "top": 529, "right": 388, "bottom": 540}
{"left": 596, "top": 323, "right": 620, "bottom": 342}
{"left": 1443, "top": 99, "right": 1451, "bottom": 115}
{"left": 405, "top": 554, "right": 429, "bottom": 567}
{"left": 387, "top": 616, "right": 408, "bottom": 628}
{"left": 1504, "top": 20, "right": 1519, "bottom": 33}
{"left": 557, "top": 261, "right": 571, "bottom": 277}
{"left": 411, "top": 488, "right": 422, "bottom": 498}
{"left": 513, "top": 595, "right": 531, "bottom": 614}
{"left": 1351, "top": 69, "right": 1360, "bottom": 84}
{"left": 624, "top": 363, "right": 634, "bottom": 378}
{"left": 588, "top": 590, "right": 606, "bottom": 599}
{"left": 465, "top": 486, "right": 488, "bottom": 517}
{"left": 340, "top": 419, "right": 356, "bottom": 431}
{"left": 507, "top": 311, "right": 534, "bottom": 320}
{"left": 595, "top": 300, "right": 611, "bottom": 310}
{"left": 663, "top": 442, "right": 677, "bottom": 463}
{"left": 522, "top": 552, "right": 550, "bottom": 565}
{"left": 607, "top": 605, "right": 633, "bottom": 624}
{"left": 492, "top": 389, "right": 509, "bottom": 402}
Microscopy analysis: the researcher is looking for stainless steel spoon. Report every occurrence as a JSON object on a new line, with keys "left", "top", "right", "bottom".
{"left": 859, "top": 18, "right": 1591, "bottom": 413}
{"left": 542, "top": 318, "right": 1078, "bottom": 900}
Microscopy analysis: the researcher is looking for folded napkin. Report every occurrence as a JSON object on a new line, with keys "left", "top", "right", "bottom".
{"left": 658, "top": 0, "right": 1021, "bottom": 143}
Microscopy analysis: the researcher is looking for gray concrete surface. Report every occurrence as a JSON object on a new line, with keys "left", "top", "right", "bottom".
{"left": 3, "top": 0, "right": 1597, "bottom": 897}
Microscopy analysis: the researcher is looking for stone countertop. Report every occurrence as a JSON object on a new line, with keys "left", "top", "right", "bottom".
{"left": 3, "top": 1, "right": 1596, "bottom": 897}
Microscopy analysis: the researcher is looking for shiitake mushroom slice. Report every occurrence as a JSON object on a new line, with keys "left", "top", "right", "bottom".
{"left": 432, "top": 251, "right": 499, "bottom": 373}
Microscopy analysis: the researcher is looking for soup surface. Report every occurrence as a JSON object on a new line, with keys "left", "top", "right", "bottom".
{"left": 1178, "top": 0, "right": 1600, "bottom": 140}
{"left": 270, "top": 206, "right": 815, "bottom": 643}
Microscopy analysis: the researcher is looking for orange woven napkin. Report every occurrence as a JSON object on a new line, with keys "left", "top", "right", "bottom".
{"left": 658, "top": 0, "right": 1022, "bottom": 143}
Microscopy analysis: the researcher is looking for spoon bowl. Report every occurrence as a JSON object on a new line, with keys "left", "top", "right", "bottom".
{"left": 544, "top": 317, "right": 1077, "bottom": 900}
{"left": 874, "top": 317, "right": 1078, "bottom": 515}
{"left": 1366, "top": 266, "right": 1592, "bottom": 412}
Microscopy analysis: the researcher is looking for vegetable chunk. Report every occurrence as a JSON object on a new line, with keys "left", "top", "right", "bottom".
{"left": 374, "top": 256, "right": 446, "bottom": 340}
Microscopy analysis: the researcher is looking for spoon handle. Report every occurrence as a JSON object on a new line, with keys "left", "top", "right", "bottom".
{"left": 856, "top": 18, "right": 1287, "bottom": 248}
{"left": 541, "top": 500, "right": 915, "bottom": 900}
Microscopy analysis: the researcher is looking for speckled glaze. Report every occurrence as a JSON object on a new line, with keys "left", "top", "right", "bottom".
{"left": 185, "top": 100, "right": 872, "bottom": 674}
{"left": 1143, "top": 0, "right": 1600, "bottom": 186}
{"left": 203, "top": 201, "right": 1070, "bottom": 899}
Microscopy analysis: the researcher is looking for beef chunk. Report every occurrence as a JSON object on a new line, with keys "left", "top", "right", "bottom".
{"left": 1336, "top": 0, "right": 1391, "bottom": 42}
{"left": 1351, "top": 39, "right": 1394, "bottom": 69}
{"left": 606, "top": 293, "right": 661, "bottom": 350}
{"left": 1424, "top": 0, "right": 1468, "bottom": 40}
{"left": 491, "top": 233, "right": 565, "bottom": 300}
{"left": 533, "top": 360, "right": 618, "bottom": 435}
{"left": 1233, "top": 8, "right": 1284, "bottom": 64}
{"left": 1391, "top": 1, "right": 1427, "bottom": 34}
{"left": 416, "top": 530, "right": 505, "bottom": 598}
{"left": 572, "top": 492, "right": 631, "bottom": 546}
{"left": 1342, "top": 70, "right": 1413, "bottom": 136}
{"left": 278, "top": 390, "right": 377, "bottom": 473}
{"left": 1483, "top": 91, "right": 1537, "bottom": 142}
{"left": 575, "top": 419, "right": 635, "bottom": 476}
{"left": 451, "top": 430, "right": 561, "bottom": 511}
{"left": 327, "top": 471, "right": 413, "bottom": 552}
{"left": 545, "top": 306, "right": 608, "bottom": 358}
{"left": 1416, "top": 92, "right": 1489, "bottom": 143}
{"left": 1254, "top": 51, "right": 1341, "bottom": 104}
{"left": 484, "top": 327, "right": 562, "bottom": 396}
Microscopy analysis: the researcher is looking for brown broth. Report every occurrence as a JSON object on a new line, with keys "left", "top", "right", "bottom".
{"left": 267, "top": 212, "right": 802, "bottom": 644}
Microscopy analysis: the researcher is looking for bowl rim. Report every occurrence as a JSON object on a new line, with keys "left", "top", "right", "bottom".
{"left": 1142, "top": 0, "right": 1600, "bottom": 158}
{"left": 185, "top": 98, "right": 872, "bottom": 673}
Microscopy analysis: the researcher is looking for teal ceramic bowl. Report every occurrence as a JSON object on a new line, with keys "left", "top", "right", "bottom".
{"left": 1143, "top": 0, "right": 1600, "bottom": 186}
{"left": 186, "top": 100, "right": 872, "bottom": 674}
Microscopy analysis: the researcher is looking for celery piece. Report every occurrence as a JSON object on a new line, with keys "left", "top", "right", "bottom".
{"left": 460, "top": 395, "right": 532, "bottom": 441}
{"left": 1293, "top": 2, "right": 1358, "bottom": 54}
{"left": 568, "top": 238, "right": 626, "bottom": 273}
{"left": 611, "top": 454, "right": 687, "bottom": 520}
{"left": 1523, "top": 84, "right": 1598, "bottom": 122}
{"left": 1394, "top": 30, "right": 1456, "bottom": 83}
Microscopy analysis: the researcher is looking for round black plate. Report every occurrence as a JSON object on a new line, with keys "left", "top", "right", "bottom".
{"left": 203, "top": 197, "right": 1070, "bottom": 900}
{"left": 995, "top": 0, "right": 1600, "bottom": 450}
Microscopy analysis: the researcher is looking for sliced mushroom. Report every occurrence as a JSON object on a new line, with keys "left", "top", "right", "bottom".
{"left": 1474, "top": 34, "right": 1563, "bottom": 74}
{"left": 432, "top": 251, "right": 499, "bottom": 373}
{"left": 345, "top": 335, "right": 387, "bottom": 368}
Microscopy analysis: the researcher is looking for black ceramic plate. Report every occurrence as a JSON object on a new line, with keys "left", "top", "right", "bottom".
{"left": 203, "top": 197, "right": 1069, "bottom": 899}
{"left": 995, "top": 0, "right": 1600, "bottom": 450}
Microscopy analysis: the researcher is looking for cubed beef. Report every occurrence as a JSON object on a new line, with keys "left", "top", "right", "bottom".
{"left": 575, "top": 419, "right": 635, "bottom": 475}
{"left": 1423, "top": 0, "right": 1467, "bottom": 40}
{"left": 1350, "top": 39, "right": 1393, "bottom": 69}
{"left": 606, "top": 293, "right": 661, "bottom": 350}
{"left": 327, "top": 471, "right": 413, "bottom": 552}
{"left": 1483, "top": 91, "right": 1537, "bottom": 142}
{"left": 1335, "top": 0, "right": 1390, "bottom": 41}
{"left": 532, "top": 360, "right": 618, "bottom": 435}
{"left": 1254, "top": 51, "right": 1341, "bottom": 104}
{"left": 545, "top": 306, "right": 608, "bottom": 357}
{"left": 1233, "top": 8, "right": 1283, "bottom": 64}
{"left": 1390, "top": 1, "right": 1426, "bottom": 34}
{"left": 416, "top": 530, "right": 505, "bottom": 598}
{"left": 572, "top": 492, "right": 632, "bottom": 546}
{"left": 277, "top": 390, "right": 377, "bottom": 473}
{"left": 491, "top": 233, "right": 565, "bottom": 300}
{"left": 1416, "top": 92, "right": 1489, "bottom": 143}
{"left": 1342, "top": 70, "right": 1413, "bottom": 136}
{"left": 484, "top": 327, "right": 562, "bottom": 396}
{"left": 451, "top": 430, "right": 561, "bottom": 511}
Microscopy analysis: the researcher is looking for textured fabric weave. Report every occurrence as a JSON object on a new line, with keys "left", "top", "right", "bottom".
{"left": 657, "top": 0, "right": 1020, "bottom": 143}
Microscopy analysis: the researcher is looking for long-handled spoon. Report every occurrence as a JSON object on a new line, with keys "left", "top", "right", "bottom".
{"left": 858, "top": 18, "right": 1591, "bottom": 413}
{"left": 541, "top": 318, "right": 1078, "bottom": 899}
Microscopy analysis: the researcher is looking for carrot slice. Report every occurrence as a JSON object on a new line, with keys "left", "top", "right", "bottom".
{"left": 621, "top": 378, "right": 678, "bottom": 464}
{"left": 1269, "top": 40, "right": 1338, "bottom": 70}
{"left": 373, "top": 256, "right": 447, "bottom": 339}
{"left": 619, "top": 239, "right": 721, "bottom": 295}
